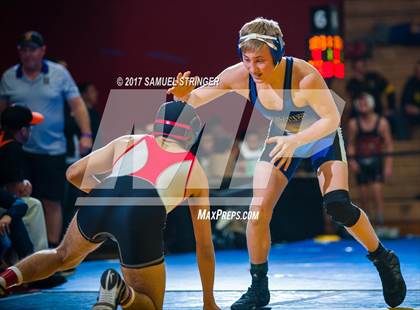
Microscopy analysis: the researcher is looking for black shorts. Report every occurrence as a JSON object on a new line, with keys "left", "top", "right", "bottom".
{"left": 259, "top": 123, "right": 347, "bottom": 180}
{"left": 76, "top": 176, "right": 167, "bottom": 268}
{"left": 23, "top": 152, "right": 66, "bottom": 202}
{"left": 356, "top": 157, "right": 383, "bottom": 184}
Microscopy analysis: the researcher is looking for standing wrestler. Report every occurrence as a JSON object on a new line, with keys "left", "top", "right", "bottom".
{"left": 168, "top": 17, "right": 406, "bottom": 309}
{"left": 0, "top": 101, "right": 220, "bottom": 310}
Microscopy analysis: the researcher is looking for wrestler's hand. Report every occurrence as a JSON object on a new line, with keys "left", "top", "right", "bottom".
{"left": 266, "top": 135, "right": 300, "bottom": 170}
{"left": 167, "top": 71, "right": 198, "bottom": 100}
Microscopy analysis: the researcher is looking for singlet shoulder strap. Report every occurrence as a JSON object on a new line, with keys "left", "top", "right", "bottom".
{"left": 283, "top": 57, "right": 293, "bottom": 90}
{"left": 283, "top": 57, "right": 293, "bottom": 103}
{"left": 248, "top": 75, "right": 257, "bottom": 106}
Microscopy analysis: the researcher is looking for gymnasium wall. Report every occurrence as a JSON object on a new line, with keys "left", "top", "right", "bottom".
{"left": 0, "top": 0, "right": 342, "bottom": 115}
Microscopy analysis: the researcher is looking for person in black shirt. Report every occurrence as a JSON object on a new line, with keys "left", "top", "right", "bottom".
{"left": 0, "top": 106, "right": 42, "bottom": 192}
{"left": 346, "top": 59, "right": 396, "bottom": 117}
{"left": 401, "top": 60, "right": 420, "bottom": 136}
{"left": 79, "top": 82, "right": 100, "bottom": 141}
{"left": 65, "top": 82, "right": 101, "bottom": 159}
{"left": 0, "top": 106, "right": 49, "bottom": 252}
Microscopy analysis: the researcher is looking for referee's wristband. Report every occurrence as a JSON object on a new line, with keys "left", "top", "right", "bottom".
{"left": 81, "top": 133, "right": 93, "bottom": 138}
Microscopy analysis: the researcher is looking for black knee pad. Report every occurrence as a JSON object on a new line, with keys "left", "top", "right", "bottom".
{"left": 323, "top": 190, "right": 361, "bottom": 227}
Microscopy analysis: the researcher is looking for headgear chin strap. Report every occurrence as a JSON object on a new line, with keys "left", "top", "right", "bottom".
{"left": 238, "top": 33, "right": 285, "bottom": 66}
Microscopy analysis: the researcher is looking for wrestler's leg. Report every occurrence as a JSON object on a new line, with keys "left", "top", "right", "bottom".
{"left": 119, "top": 263, "right": 166, "bottom": 310}
{"left": 317, "top": 160, "right": 406, "bottom": 308}
{"left": 92, "top": 185, "right": 166, "bottom": 310}
{"left": 247, "top": 161, "right": 288, "bottom": 263}
{"left": 232, "top": 161, "right": 288, "bottom": 310}
{"left": 317, "top": 160, "right": 378, "bottom": 251}
{"left": 0, "top": 214, "right": 101, "bottom": 290}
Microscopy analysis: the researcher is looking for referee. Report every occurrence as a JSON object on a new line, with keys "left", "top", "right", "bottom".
{"left": 0, "top": 31, "right": 92, "bottom": 248}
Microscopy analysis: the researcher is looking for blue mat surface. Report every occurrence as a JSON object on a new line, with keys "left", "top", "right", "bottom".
{"left": 1, "top": 238, "right": 419, "bottom": 309}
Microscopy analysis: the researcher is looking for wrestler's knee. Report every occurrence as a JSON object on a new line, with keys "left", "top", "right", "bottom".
{"left": 249, "top": 203, "right": 273, "bottom": 226}
{"left": 56, "top": 244, "right": 81, "bottom": 268}
{"left": 56, "top": 245, "right": 69, "bottom": 264}
{"left": 323, "top": 190, "right": 361, "bottom": 227}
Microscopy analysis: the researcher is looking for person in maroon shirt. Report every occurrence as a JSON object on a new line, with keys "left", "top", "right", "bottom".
{"left": 347, "top": 93, "right": 394, "bottom": 226}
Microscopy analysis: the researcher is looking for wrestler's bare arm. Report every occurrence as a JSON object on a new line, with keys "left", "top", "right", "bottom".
{"left": 292, "top": 59, "right": 341, "bottom": 145}
{"left": 170, "top": 63, "right": 249, "bottom": 108}
{"left": 185, "top": 162, "right": 218, "bottom": 308}
{"left": 66, "top": 135, "right": 142, "bottom": 192}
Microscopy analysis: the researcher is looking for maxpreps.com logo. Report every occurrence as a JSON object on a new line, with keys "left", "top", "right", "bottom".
{"left": 197, "top": 209, "right": 259, "bottom": 221}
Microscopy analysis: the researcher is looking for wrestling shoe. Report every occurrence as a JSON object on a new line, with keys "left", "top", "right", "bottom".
{"left": 231, "top": 275, "right": 270, "bottom": 310}
{"left": 92, "top": 269, "right": 125, "bottom": 310}
{"left": 367, "top": 249, "right": 406, "bottom": 308}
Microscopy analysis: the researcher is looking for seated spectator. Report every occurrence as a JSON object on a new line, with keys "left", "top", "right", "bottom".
{"left": 346, "top": 93, "right": 394, "bottom": 228}
{"left": 374, "top": 17, "right": 420, "bottom": 46}
{"left": 238, "top": 129, "right": 264, "bottom": 177}
{"left": 401, "top": 60, "right": 420, "bottom": 137}
{"left": 0, "top": 233, "right": 11, "bottom": 268}
{"left": 0, "top": 105, "right": 48, "bottom": 251}
{"left": 0, "top": 189, "right": 33, "bottom": 263}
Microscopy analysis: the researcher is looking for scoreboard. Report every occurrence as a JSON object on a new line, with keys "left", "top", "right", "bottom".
{"left": 308, "top": 34, "right": 344, "bottom": 79}
{"left": 309, "top": 5, "right": 344, "bottom": 79}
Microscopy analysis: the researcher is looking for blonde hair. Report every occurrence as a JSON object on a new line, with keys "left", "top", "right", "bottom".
{"left": 239, "top": 17, "right": 283, "bottom": 52}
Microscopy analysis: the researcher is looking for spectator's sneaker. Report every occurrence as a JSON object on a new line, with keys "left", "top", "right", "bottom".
{"left": 231, "top": 275, "right": 270, "bottom": 310}
{"left": 367, "top": 249, "right": 406, "bottom": 308}
{"left": 92, "top": 269, "right": 125, "bottom": 310}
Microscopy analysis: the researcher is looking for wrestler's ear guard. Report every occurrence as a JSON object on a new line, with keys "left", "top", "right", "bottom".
{"left": 237, "top": 34, "right": 285, "bottom": 66}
